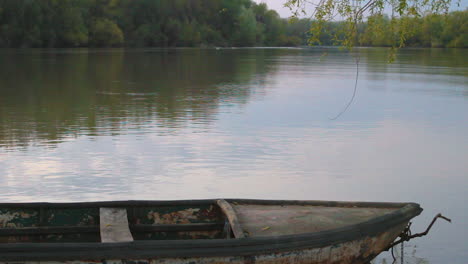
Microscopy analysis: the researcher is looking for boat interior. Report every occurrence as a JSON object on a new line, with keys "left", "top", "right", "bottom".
{"left": 0, "top": 200, "right": 399, "bottom": 243}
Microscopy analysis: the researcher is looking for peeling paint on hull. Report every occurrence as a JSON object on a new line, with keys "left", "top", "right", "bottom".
{"left": 0, "top": 223, "right": 405, "bottom": 264}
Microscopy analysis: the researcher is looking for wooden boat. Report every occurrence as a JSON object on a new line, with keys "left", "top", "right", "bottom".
{"left": 0, "top": 199, "right": 422, "bottom": 263}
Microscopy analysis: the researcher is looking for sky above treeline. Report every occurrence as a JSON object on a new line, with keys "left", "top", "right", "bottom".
{"left": 254, "top": 0, "right": 467, "bottom": 18}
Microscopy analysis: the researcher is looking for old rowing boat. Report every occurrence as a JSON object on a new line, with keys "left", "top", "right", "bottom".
{"left": 0, "top": 199, "right": 422, "bottom": 263}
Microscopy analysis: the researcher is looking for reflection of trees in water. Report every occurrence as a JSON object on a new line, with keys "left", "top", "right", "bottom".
{"left": 0, "top": 49, "right": 283, "bottom": 149}
{"left": 360, "top": 48, "right": 468, "bottom": 75}
{"left": 352, "top": 48, "right": 468, "bottom": 97}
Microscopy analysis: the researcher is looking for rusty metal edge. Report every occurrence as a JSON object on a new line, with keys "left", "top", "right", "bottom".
{"left": 0, "top": 200, "right": 422, "bottom": 261}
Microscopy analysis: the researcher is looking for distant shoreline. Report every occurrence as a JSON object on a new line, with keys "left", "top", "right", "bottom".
{"left": 0, "top": 46, "right": 466, "bottom": 50}
{"left": 1, "top": 1, "right": 466, "bottom": 49}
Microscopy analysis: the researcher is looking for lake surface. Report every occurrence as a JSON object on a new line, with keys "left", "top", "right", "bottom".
{"left": 0, "top": 47, "right": 467, "bottom": 263}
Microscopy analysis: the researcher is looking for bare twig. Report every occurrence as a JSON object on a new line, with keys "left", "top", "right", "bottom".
{"left": 329, "top": 55, "right": 359, "bottom": 120}
{"left": 329, "top": 15, "right": 361, "bottom": 120}
{"left": 386, "top": 213, "right": 452, "bottom": 250}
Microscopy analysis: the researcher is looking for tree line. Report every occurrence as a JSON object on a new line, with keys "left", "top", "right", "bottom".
{"left": 0, "top": 0, "right": 466, "bottom": 48}
{"left": 331, "top": 11, "right": 467, "bottom": 48}
{"left": 0, "top": 0, "right": 299, "bottom": 48}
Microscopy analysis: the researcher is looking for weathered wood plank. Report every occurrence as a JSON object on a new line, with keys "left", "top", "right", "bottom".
{"left": 216, "top": 200, "right": 245, "bottom": 238}
{"left": 100, "top": 208, "right": 133, "bottom": 243}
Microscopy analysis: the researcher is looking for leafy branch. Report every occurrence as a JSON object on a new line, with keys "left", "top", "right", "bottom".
{"left": 284, "top": 0, "right": 456, "bottom": 50}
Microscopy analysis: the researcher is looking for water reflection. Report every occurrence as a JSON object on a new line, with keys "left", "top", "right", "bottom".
{"left": 0, "top": 48, "right": 288, "bottom": 149}
{"left": 1, "top": 48, "right": 467, "bottom": 149}
{"left": 361, "top": 48, "right": 468, "bottom": 98}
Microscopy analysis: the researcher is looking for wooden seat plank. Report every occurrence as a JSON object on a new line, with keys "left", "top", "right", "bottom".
{"left": 216, "top": 200, "right": 245, "bottom": 238}
{"left": 100, "top": 208, "right": 133, "bottom": 243}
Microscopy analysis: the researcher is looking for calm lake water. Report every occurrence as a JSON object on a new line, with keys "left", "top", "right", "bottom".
{"left": 0, "top": 48, "right": 467, "bottom": 263}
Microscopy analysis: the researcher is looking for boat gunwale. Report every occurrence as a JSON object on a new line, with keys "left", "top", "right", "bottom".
{"left": 0, "top": 199, "right": 423, "bottom": 261}
{"left": 0, "top": 198, "right": 413, "bottom": 208}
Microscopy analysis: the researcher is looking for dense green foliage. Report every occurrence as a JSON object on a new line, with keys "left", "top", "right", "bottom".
{"left": 0, "top": 0, "right": 301, "bottom": 47}
{"left": 285, "top": 0, "right": 466, "bottom": 50}
{"left": 0, "top": 0, "right": 466, "bottom": 48}
{"left": 360, "top": 11, "right": 468, "bottom": 48}
{"left": 310, "top": 10, "right": 468, "bottom": 48}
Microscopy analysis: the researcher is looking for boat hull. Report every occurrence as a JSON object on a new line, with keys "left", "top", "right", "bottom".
{"left": 0, "top": 199, "right": 422, "bottom": 263}
{"left": 0, "top": 224, "right": 406, "bottom": 264}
